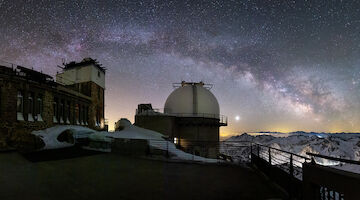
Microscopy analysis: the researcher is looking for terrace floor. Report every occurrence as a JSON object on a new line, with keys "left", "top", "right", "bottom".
{"left": 0, "top": 150, "right": 287, "bottom": 200}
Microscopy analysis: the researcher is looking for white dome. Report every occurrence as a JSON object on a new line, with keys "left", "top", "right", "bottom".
{"left": 164, "top": 82, "right": 220, "bottom": 118}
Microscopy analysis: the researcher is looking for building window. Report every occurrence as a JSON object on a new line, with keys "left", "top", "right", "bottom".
{"left": 53, "top": 98, "right": 58, "bottom": 123}
{"left": 84, "top": 106, "right": 88, "bottom": 125}
{"left": 95, "top": 109, "right": 100, "bottom": 127}
{"left": 36, "top": 95, "right": 43, "bottom": 121}
{"left": 75, "top": 103, "right": 80, "bottom": 125}
{"left": 59, "top": 100, "right": 64, "bottom": 123}
{"left": 66, "top": 101, "right": 70, "bottom": 124}
{"left": 28, "top": 92, "right": 34, "bottom": 122}
{"left": 17, "top": 91, "right": 24, "bottom": 121}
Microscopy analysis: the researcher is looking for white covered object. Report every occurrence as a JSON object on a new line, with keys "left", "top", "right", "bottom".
{"left": 32, "top": 125, "right": 95, "bottom": 149}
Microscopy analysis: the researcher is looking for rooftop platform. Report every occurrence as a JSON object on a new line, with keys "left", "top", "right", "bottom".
{"left": 0, "top": 151, "right": 286, "bottom": 200}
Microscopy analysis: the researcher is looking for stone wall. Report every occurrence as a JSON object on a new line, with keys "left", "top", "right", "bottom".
{"left": 0, "top": 74, "right": 96, "bottom": 151}
{"left": 88, "top": 82, "right": 105, "bottom": 130}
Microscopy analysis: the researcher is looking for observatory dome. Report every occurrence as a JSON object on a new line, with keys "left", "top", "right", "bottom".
{"left": 164, "top": 82, "right": 220, "bottom": 118}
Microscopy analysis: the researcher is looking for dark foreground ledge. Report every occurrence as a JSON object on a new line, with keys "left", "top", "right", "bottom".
{"left": 0, "top": 151, "right": 286, "bottom": 200}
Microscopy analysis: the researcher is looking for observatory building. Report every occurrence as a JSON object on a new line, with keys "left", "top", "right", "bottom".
{"left": 134, "top": 81, "right": 227, "bottom": 158}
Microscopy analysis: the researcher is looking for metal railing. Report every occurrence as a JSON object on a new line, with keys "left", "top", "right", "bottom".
{"left": 304, "top": 152, "right": 360, "bottom": 200}
{"left": 136, "top": 108, "right": 228, "bottom": 125}
{"left": 306, "top": 152, "right": 360, "bottom": 165}
{"left": 0, "top": 60, "right": 17, "bottom": 69}
{"left": 0, "top": 60, "right": 55, "bottom": 82}
{"left": 82, "top": 138, "right": 251, "bottom": 163}
{"left": 250, "top": 143, "right": 311, "bottom": 180}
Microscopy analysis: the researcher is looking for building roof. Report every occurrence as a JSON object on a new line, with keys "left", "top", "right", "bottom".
{"left": 63, "top": 58, "right": 106, "bottom": 73}
{"left": 0, "top": 63, "right": 55, "bottom": 84}
{"left": 164, "top": 81, "right": 220, "bottom": 118}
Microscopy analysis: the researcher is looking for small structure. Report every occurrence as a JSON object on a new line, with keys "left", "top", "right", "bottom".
{"left": 135, "top": 81, "right": 227, "bottom": 158}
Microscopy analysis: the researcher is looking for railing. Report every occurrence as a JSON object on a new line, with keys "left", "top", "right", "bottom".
{"left": 0, "top": 60, "right": 55, "bottom": 82}
{"left": 249, "top": 143, "right": 360, "bottom": 200}
{"left": 303, "top": 152, "right": 360, "bottom": 200}
{"left": 84, "top": 138, "right": 249, "bottom": 163}
{"left": 0, "top": 60, "right": 17, "bottom": 69}
{"left": 251, "top": 143, "right": 311, "bottom": 180}
{"left": 306, "top": 152, "right": 360, "bottom": 165}
{"left": 249, "top": 143, "right": 312, "bottom": 199}
{"left": 136, "top": 108, "right": 228, "bottom": 125}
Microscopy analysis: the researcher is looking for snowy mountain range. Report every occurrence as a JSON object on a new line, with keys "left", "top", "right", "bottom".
{"left": 221, "top": 132, "right": 360, "bottom": 173}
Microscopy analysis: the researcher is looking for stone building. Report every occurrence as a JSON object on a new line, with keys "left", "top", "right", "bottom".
{"left": 0, "top": 58, "right": 106, "bottom": 149}
{"left": 56, "top": 58, "right": 106, "bottom": 129}
{"left": 134, "top": 81, "right": 227, "bottom": 158}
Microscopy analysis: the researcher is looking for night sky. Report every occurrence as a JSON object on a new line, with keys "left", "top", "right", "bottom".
{"left": 1, "top": 0, "right": 360, "bottom": 137}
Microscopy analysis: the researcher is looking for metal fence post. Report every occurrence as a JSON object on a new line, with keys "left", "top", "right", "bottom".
{"left": 250, "top": 143, "right": 253, "bottom": 161}
{"left": 290, "top": 154, "right": 294, "bottom": 177}
{"left": 268, "top": 148, "right": 271, "bottom": 165}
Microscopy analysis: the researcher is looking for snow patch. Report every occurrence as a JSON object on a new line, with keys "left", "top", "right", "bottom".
{"left": 32, "top": 125, "right": 95, "bottom": 149}
{"left": 31, "top": 119, "right": 219, "bottom": 163}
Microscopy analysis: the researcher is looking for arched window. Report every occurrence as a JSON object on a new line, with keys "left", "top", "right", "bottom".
{"left": 59, "top": 100, "right": 64, "bottom": 123}
{"left": 66, "top": 101, "right": 70, "bottom": 124}
{"left": 36, "top": 95, "right": 43, "bottom": 121}
{"left": 75, "top": 103, "right": 80, "bottom": 125}
{"left": 84, "top": 106, "right": 89, "bottom": 125}
{"left": 28, "top": 92, "right": 34, "bottom": 122}
{"left": 53, "top": 98, "right": 58, "bottom": 123}
{"left": 95, "top": 108, "right": 100, "bottom": 127}
{"left": 17, "top": 91, "right": 24, "bottom": 121}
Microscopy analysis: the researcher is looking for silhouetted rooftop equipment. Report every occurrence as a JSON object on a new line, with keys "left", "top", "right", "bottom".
{"left": 63, "top": 57, "right": 106, "bottom": 73}
{"left": 0, "top": 60, "right": 55, "bottom": 84}
{"left": 172, "top": 81, "right": 213, "bottom": 90}
{"left": 17, "top": 66, "right": 54, "bottom": 82}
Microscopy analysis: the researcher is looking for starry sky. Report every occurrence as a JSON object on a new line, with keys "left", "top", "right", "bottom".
{"left": 1, "top": 0, "right": 360, "bottom": 138}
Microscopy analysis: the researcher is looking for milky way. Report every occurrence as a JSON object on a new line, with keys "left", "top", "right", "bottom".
{"left": 1, "top": 0, "right": 360, "bottom": 137}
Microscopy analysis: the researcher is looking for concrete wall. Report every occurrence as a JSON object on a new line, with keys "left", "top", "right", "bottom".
{"left": 176, "top": 118, "right": 219, "bottom": 158}
{"left": 134, "top": 115, "right": 176, "bottom": 137}
{"left": 135, "top": 115, "right": 220, "bottom": 158}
